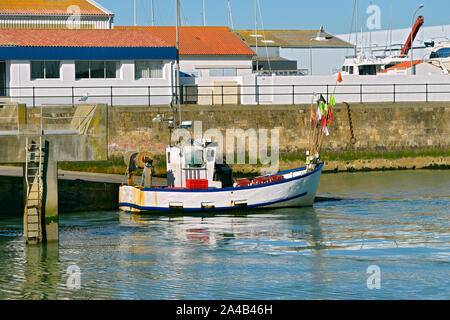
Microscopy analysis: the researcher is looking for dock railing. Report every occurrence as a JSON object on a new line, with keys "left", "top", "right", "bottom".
{"left": 2, "top": 82, "right": 450, "bottom": 107}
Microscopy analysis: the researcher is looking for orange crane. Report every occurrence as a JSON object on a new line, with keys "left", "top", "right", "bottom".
{"left": 401, "top": 15, "right": 425, "bottom": 57}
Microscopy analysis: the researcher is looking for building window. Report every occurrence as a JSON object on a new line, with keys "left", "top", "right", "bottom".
{"left": 209, "top": 68, "right": 237, "bottom": 77}
{"left": 135, "top": 61, "right": 163, "bottom": 79}
{"left": 75, "top": 61, "right": 120, "bottom": 79}
{"left": 31, "top": 61, "right": 60, "bottom": 79}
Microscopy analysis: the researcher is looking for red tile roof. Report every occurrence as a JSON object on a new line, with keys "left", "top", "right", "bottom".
{"left": 379, "top": 60, "right": 424, "bottom": 73}
{"left": 116, "top": 26, "right": 255, "bottom": 56}
{"left": 0, "top": 0, "right": 109, "bottom": 16}
{"left": 0, "top": 29, "right": 171, "bottom": 47}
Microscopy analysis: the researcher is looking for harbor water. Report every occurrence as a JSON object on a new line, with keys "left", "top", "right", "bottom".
{"left": 0, "top": 170, "right": 448, "bottom": 300}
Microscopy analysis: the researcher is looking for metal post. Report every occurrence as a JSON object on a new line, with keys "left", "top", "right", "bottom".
{"left": 71, "top": 87, "right": 74, "bottom": 107}
{"left": 110, "top": 86, "right": 113, "bottom": 107}
{"left": 360, "top": 84, "right": 363, "bottom": 104}
{"left": 393, "top": 83, "right": 396, "bottom": 103}
{"left": 221, "top": 85, "right": 224, "bottom": 105}
{"left": 33, "top": 87, "right": 35, "bottom": 108}
{"left": 425, "top": 83, "right": 428, "bottom": 102}
{"left": 148, "top": 86, "right": 151, "bottom": 106}
{"left": 292, "top": 85, "right": 295, "bottom": 105}
{"left": 256, "top": 84, "right": 259, "bottom": 105}
{"left": 326, "top": 84, "right": 329, "bottom": 102}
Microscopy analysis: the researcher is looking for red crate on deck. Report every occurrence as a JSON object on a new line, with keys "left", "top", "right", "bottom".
{"left": 186, "top": 179, "right": 208, "bottom": 189}
{"left": 269, "top": 175, "right": 284, "bottom": 183}
{"left": 253, "top": 177, "right": 270, "bottom": 185}
{"left": 235, "top": 179, "right": 252, "bottom": 187}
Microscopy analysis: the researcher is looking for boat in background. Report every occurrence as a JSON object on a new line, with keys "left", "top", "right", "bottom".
{"left": 341, "top": 4, "right": 425, "bottom": 76}
{"left": 427, "top": 41, "right": 450, "bottom": 74}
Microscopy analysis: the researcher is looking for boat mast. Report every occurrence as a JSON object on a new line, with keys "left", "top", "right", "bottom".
{"left": 134, "top": 0, "right": 137, "bottom": 26}
{"left": 151, "top": 0, "right": 155, "bottom": 26}
{"left": 355, "top": 0, "right": 358, "bottom": 57}
{"left": 254, "top": 0, "right": 258, "bottom": 72}
{"left": 176, "top": 0, "right": 181, "bottom": 126}
{"left": 202, "top": 0, "right": 206, "bottom": 26}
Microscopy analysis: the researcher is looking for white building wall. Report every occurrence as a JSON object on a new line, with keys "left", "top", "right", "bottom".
{"left": 250, "top": 46, "right": 280, "bottom": 58}
{"left": 180, "top": 55, "right": 252, "bottom": 80}
{"left": 8, "top": 60, "right": 173, "bottom": 106}
{"left": 279, "top": 47, "right": 351, "bottom": 75}
{"left": 240, "top": 73, "right": 450, "bottom": 105}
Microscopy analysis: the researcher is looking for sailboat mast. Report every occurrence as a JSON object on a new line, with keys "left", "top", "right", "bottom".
{"left": 176, "top": 0, "right": 181, "bottom": 125}
{"left": 134, "top": 0, "right": 137, "bottom": 26}
{"left": 227, "top": 0, "right": 230, "bottom": 29}
{"left": 151, "top": 0, "right": 155, "bottom": 26}
{"left": 255, "top": 0, "right": 258, "bottom": 71}
{"left": 202, "top": 0, "right": 206, "bottom": 26}
{"left": 355, "top": 0, "right": 358, "bottom": 56}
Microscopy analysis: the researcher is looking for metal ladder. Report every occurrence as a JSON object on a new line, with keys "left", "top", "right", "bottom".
{"left": 24, "top": 136, "right": 44, "bottom": 242}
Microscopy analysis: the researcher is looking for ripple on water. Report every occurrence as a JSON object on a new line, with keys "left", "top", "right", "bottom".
{"left": 0, "top": 171, "right": 448, "bottom": 299}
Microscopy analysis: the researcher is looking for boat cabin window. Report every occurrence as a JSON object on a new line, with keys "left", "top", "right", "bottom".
{"left": 358, "top": 65, "right": 377, "bottom": 75}
{"left": 430, "top": 48, "right": 450, "bottom": 59}
{"left": 206, "top": 149, "right": 215, "bottom": 162}
{"left": 167, "top": 152, "right": 171, "bottom": 164}
{"left": 349, "top": 66, "right": 354, "bottom": 74}
{"left": 186, "top": 149, "right": 203, "bottom": 167}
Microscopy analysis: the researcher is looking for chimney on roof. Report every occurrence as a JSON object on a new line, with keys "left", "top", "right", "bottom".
{"left": 315, "top": 26, "right": 327, "bottom": 41}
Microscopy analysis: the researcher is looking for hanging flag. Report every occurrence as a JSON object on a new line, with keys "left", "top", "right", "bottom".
{"left": 310, "top": 106, "right": 315, "bottom": 123}
{"left": 337, "top": 72, "right": 343, "bottom": 83}
{"left": 328, "top": 94, "right": 335, "bottom": 123}
{"left": 319, "top": 102, "right": 324, "bottom": 116}
{"left": 318, "top": 94, "right": 326, "bottom": 103}
{"left": 323, "top": 102, "right": 329, "bottom": 115}
{"left": 321, "top": 115, "right": 327, "bottom": 128}
{"left": 330, "top": 94, "right": 336, "bottom": 107}
{"left": 323, "top": 126, "right": 330, "bottom": 136}
{"left": 327, "top": 105, "right": 333, "bottom": 123}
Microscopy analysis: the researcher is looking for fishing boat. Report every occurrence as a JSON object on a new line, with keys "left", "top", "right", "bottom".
{"left": 119, "top": 140, "right": 323, "bottom": 213}
{"left": 118, "top": 92, "right": 333, "bottom": 214}
{"left": 119, "top": 0, "right": 332, "bottom": 214}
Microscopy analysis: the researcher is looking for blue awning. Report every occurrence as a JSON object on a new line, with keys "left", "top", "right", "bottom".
{"left": 0, "top": 46, "right": 177, "bottom": 60}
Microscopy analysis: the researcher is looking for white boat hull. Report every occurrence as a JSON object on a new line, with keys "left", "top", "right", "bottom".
{"left": 119, "top": 163, "right": 323, "bottom": 213}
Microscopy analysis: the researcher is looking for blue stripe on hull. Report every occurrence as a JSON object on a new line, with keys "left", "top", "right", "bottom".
{"left": 138, "top": 162, "right": 323, "bottom": 193}
{"left": 119, "top": 192, "right": 308, "bottom": 213}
